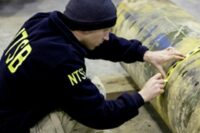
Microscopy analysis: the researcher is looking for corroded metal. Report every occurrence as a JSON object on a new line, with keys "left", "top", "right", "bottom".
{"left": 113, "top": 0, "right": 200, "bottom": 132}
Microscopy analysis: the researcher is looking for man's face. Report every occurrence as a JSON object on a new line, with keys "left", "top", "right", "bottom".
{"left": 80, "top": 28, "right": 111, "bottom": 50}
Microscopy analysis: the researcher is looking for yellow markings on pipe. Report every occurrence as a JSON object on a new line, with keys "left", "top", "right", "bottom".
{"left": 164, "top": 45, "right": 200, "bottom": 86}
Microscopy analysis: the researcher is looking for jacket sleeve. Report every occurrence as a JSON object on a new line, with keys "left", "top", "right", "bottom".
{"left": 54, "top": 58, "right": 144, "bottom": 129}
{"left": 86, "top": 33, "right": 148, "bottom": 63}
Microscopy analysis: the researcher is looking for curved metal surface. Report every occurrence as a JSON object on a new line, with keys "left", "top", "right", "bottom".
{"left": 112, "top": 0, "right": 200, "bottom": 132}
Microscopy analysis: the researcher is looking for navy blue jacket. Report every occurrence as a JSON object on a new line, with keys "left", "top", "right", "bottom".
{"left": 0, "top": 11, "right": 148, "bottom": 133}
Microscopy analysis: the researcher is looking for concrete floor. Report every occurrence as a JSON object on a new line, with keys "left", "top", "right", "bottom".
{"left": 0, "top": 0, "right": 199, "bottom": 132}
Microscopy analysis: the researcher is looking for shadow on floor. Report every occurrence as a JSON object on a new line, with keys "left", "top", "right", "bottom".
{"left": 143, "top": 102, "right": 172, "bottom": 133}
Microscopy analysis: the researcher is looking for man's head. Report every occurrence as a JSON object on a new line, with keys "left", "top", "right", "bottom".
{"left": 63, "top": 0, "right": 117, "bottom": 50}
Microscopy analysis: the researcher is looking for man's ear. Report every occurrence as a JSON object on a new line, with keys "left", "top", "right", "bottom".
{"left": 80, "top": 30, "right": 93, "bottom": 35}
{"left": 73, "top": 30, "right": 90, "bottom": 36}
{"left": 71, "top": 30, "right": 83, "bottom": 41}
{"left": 72, "top": 30, "right": 93, "bottom": 41}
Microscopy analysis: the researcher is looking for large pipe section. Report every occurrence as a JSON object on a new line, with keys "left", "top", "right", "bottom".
{"left": 112, "top": 0, "right": 200, "bottom": 132}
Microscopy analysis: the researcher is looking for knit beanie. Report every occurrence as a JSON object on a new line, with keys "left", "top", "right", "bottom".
{"left": 63, "top": 0, "right": 117, "bottom": 30}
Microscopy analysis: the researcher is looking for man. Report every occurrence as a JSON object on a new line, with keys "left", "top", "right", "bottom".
{"left": 0, "top": 0, "right": 185, "bottom": 133}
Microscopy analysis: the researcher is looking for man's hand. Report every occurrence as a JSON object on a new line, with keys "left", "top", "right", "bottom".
{"left": 143, "top": 47, "right": 185, "bottom": 78}
{"left": 139, "top": 73, "right": 164, "bottom": 102}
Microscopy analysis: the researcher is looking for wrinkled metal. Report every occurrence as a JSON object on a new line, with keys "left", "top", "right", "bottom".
{"left": 113, "top": 0, "right": 200, "bottom": 132}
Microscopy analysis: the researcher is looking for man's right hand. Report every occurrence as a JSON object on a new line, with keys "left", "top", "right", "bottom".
{"left": 138, "top": 73, "right": 164, "bottom": 102}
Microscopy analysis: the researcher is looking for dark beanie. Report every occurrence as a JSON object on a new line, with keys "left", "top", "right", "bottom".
{"left": 63, "top": 0, "right": 117, "bottom": 30}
